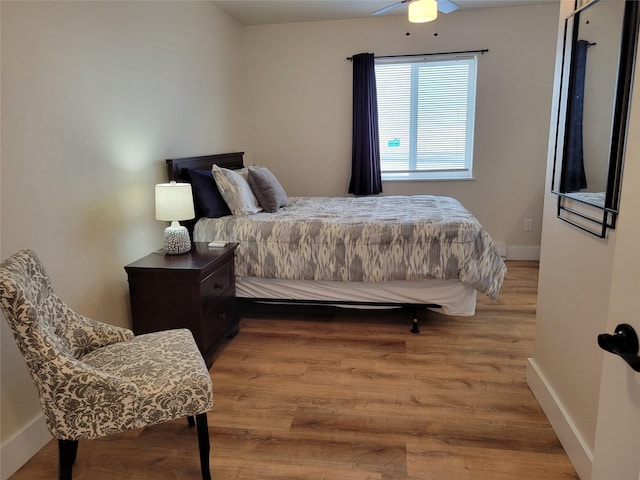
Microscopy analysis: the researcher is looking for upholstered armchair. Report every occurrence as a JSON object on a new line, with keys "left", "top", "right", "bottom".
{"left": 0, "top": 249, "right": 214, "bottom": 480}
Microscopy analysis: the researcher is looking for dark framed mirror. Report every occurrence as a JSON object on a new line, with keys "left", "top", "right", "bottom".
{"left": 552, "top": 0, "right": 639, "bottom": 238}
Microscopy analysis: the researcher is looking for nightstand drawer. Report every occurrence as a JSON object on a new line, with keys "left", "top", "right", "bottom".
{"left": 202, "top": 296, "right": 237, "bottom": 347}
{"left": 201, "top": 262, "right": 233, "bottom": 308}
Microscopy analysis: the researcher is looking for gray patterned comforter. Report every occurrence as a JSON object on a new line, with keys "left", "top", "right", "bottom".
{"left": 194, "top": 196, "right": 506, "bottom": 299}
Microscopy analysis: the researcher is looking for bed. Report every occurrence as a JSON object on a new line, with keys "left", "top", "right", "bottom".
{"left": 166, "top": 152, "right": 507, "bottom": 328}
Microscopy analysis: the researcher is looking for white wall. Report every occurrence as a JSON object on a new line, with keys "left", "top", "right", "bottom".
{"left": 528, "top": 1, "right": 640, "bottom": 478}
{"left": 0, "top": 2, "right": 245, "bottom": 477}
{"left": 243, "top": 3, "right": 560, "bottom": 257}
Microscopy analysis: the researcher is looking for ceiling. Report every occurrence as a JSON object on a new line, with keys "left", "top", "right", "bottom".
{"left": 212, "top": 0, "right": 557, "bottom": 26}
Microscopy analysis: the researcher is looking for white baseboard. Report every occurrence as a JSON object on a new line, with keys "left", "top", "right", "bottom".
{"left": 1, "top": 413, "right": 51, "bottom": 480}
{"left": 526, "top": 358, "right": 593, "bottom": 480}
{"left": 506, "top": 246, "right": 540, "bottom": 261}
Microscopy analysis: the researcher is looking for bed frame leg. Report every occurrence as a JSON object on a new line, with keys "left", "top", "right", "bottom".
{"left": 410, "top": 316, "right": 420, "bottom": 334}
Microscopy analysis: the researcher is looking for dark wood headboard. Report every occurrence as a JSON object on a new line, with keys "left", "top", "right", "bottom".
{"left": 165, "top": 152, "right": 245, "bottom": 182}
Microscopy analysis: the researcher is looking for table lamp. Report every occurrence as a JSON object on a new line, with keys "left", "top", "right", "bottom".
{"left": 155, "top": 181, "right": 195, "bottom": 254}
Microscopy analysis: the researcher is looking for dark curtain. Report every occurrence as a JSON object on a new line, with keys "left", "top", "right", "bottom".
{"left": 348, "top": 53, "right": 383, "bottom": 196}
{"left": 562, "top": 39, "right": 588, "bottom": 192}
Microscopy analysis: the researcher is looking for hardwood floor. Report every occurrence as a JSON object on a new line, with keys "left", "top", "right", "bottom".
{"left": 10, "top": 261, "right": 578, "bottom": 479}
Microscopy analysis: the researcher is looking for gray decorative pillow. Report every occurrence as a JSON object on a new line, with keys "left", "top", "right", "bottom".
{"left": 248, "top": 166, "right": 288, "bottom": 213}
{"left": 211, "top": 165, "right": 262, "bottom": 216}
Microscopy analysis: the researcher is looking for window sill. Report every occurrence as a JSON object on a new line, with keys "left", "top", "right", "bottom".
{"left": 381, "top": 171, "right": 474, "bottom": 182}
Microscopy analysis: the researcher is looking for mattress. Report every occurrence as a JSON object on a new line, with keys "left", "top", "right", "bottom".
{"left": 194, "top": 195, "right": 506, "bottom": 299}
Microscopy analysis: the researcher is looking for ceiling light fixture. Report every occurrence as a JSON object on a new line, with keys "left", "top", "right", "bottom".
{"left": 408, "top": 0, "right": 438, "bottom": 23}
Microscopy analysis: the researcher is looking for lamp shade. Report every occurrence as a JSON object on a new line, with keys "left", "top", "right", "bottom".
{"left": 155, "top": 181, "right": 195, "bottom": 222}
{"left": 409, "top": 0, "right": 438, "bottom": 23}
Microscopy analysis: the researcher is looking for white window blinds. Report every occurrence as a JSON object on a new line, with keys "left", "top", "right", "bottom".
{"left": 375, "top": 54, "right": 478, "bottom": 180}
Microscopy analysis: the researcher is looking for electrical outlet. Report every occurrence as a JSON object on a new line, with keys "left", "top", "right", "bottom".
{"left": 524, "top": 218, "right": 533, "bottom": 232}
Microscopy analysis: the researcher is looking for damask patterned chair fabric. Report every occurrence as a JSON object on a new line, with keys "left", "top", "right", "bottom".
{"left": 0, "top": 249, "right": 213, "bottom": 479}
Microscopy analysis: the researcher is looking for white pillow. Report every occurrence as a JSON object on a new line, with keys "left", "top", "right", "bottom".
{"left": 211, "top": 165, "right": 262, "bottom": 216}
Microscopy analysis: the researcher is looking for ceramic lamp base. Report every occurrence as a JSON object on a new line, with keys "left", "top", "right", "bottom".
{"left": 163, "top": 222, "right": 191, "bottom": 255}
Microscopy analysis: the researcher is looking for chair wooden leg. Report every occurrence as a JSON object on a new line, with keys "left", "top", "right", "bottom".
{"left": 187, "top": 415, "right": 195, "bottom": 427}
{"left": 58, "top": 439, "right": 78, "bottom": 480}
{"left": 195, "top": 413, "right": 211, "bottom": 480}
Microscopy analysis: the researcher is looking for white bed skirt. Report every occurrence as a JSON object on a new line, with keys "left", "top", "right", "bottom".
{"left": 236, "top": 277, "right": 477, "bottom": 316}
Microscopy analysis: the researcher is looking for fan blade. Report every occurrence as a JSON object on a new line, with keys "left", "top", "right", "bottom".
{"left": 371, "top": 0, "right": 410, "bottom": 16}
{"left": 437, "top": 0, "right": 459, "bottom": 14}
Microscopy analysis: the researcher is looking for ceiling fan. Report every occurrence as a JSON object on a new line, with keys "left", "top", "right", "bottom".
{"left": 372, "top": 0, "right": 459, "bottom": 23}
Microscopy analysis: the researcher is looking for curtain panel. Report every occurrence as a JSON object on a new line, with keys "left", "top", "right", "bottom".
{"left": 349, "top": 53, "right": 383, "bottom": 196}
{"left": 562, "top": 39, "right": 588, "bottom": 193}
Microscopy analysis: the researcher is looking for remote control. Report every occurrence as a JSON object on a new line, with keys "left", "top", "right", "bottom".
{"left": 208, "top": 241, "right": 227, "bottom": 248}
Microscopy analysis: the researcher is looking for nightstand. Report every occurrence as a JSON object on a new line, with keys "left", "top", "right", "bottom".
{"left": 124, "top": 242, "right": 239, "bottom": 367}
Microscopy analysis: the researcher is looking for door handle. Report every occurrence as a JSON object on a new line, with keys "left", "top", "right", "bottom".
{"left": 597, "top": 323, "right": 640, "bottom": 373}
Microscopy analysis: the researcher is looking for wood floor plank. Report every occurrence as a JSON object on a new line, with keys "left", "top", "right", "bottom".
{"left": 212, "top": 425, "right": 407, "bottom": 478}
{"left": 10, "top": 261, "right": 578, "bottom": 479}
{"left": 407, "top": 438, "right": 578, "bottom": 480}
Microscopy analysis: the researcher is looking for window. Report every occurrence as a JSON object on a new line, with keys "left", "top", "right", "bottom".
{"left": 375, "top": 54, "right": 478, "bottom": 181}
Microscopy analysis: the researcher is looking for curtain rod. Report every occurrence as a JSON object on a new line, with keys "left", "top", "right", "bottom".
{"left": 346, "top": 49, "right": 489, "bottom": 61}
